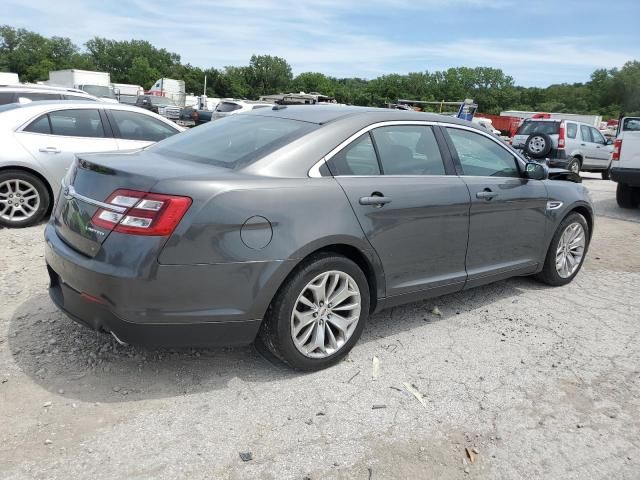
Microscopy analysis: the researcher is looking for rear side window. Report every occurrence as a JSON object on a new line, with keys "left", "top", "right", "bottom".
{"left": 622, "top": 118, "right": 640, "bottom": 131}
{"left": 327, "top": 133, "right": 380, "bottom": 176}
{"left": 17, "top": 92, "right": 61, "bottom": 102}
{"left": 371, "top": 125, "right": 445, "bottom": 175}
{"left": 566, "top": 122, "right": 577, "bottom": 139}
{"left": 152, "top": 114, "right": 317, "bottom": 169}
{"left": 24, "top": 114, "right": 52, "bottom": 134}
{"left": 0, "top": 92, "right": 15, "bottom": 105}
{"left": 580, "top": 125, "right": 592, "bottom": 143}
{"left": 48, "top": 109, "right": 105, "bottom": 138}
{"left": 517, "top": 121, "right": 559, "bottom": 136}
{"left": 110, "top": 110, "right": 178, "bottom": 142}
{"left": 63, "top": 94, "right": 95, "bottom": 101}
{"left": 216, "top": 102, "right": 242, "bottom": 113}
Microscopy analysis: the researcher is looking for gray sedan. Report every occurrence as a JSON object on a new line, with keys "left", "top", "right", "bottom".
{"left": 44, "top": 106, "right": 593, "bottom": 370}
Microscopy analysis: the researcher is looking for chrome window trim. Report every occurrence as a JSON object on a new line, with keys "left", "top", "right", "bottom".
{"left": 308, "top": 120, "right": 440, "bottom": 178}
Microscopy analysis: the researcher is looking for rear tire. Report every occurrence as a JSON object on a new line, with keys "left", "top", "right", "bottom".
{"left": 535, "top": 212, "right": 589, "bottom": 287}
{"left": 616, "top": 183, "right": 639, "bottom": 209}
{"left": 567, "top": 157, "right": 581, "bottom": 174}
{"left": 258, "top": 252, "right": 370, "bottom": 371}
{"left": 0, "top": 170, "right": 50, "bottom": 228}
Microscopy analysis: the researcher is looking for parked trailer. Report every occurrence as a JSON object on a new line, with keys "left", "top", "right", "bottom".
{"left": 500, "top": 110, "right": 602, "bottom": 128}
{"left": 475, "top": 113, "right": 522, "bottom": 137}
{"left": 45, "top": 69, "right": 118, "bottom": 103}
{"left": 147, "top": 78, "right": 186, "bottom": 107}
{"left": 0, "top": 72, "right": 20, "bottom": 85}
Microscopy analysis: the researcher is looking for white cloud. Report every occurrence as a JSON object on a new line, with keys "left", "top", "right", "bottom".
{"left": 4, "top": 0, "right": 636, "bottom": 85}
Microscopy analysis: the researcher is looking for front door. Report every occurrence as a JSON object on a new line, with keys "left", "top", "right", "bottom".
{"left": 328, "top": 124, "right": 470, "bottom": 299}
{"left": 443, "top": 126, "right": 548, "bottom": 288}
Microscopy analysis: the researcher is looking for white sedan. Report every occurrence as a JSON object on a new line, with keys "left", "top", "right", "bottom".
{"left": 0, "top": 101, "right": 184, "bottom": 227}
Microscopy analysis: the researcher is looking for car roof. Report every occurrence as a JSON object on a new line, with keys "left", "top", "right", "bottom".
{"left": 246, "top": 104, "right": 476, "bottom": 126}
{"left": 0, "top": 84, "right": 92, "bottom": 95}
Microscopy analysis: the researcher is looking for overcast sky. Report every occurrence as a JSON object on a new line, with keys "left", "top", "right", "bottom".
{"left": 5, "top": 0, "right": 639, "bottom": 86}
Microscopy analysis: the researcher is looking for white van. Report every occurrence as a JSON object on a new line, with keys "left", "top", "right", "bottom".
{"left": 610, "top": 117, "right": 640, "bottom": 208}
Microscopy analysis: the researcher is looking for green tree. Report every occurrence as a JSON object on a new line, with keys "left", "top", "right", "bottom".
{"left": 245, "top": 54, "right": 292, "bottom": 96}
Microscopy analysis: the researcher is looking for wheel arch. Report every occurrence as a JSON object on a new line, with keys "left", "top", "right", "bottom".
{"left": 0, "top": 165, "right": 55, "bottom": 216}
{"left": 568, "top": 204, "right": 594, "bottom": 240}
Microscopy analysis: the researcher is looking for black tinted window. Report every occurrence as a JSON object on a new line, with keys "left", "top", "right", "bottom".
{"left": 48, "top": 109, "right": 105, "bottom": 138}
{"left": 580, "top": 125, "right": 592, "bottom": 143}
{"left": 447, "top": 128, "right": 520, "bottom": 177}
{"left": 110, "top": 110, "right": 177, "bottom": 142}
{"left": 0, "top": 92, "right": 15, "bottom": 105}
{"left": 152, "top": 115, "right": 316, "bottom": 169}
{"left": 622, "top": 118, "right": 640, "bottom": 131}
{"left": 517, "top": 121, "right": 559, "bottom": 136}
{"left": 327, "top": 133, "right": 380, "bottom": 176}
{"left": 566, "top": 122, "right": 577, "bottom": 139}
{"left": 372, "top": 125, "right": 445, "bottom": 175}
{"left": 18, "top": 92, "right": 61, "bottom": 102}
{"left": 217, "top": 102, "right": 241, "bottom": 113}
{"left": 24, "top": 114, "right": 51, "bottom": 134}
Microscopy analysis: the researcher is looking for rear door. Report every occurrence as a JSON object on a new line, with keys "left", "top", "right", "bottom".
{"left": 14, "top": 108, "right": 118, "bottom": 193}
{"left": 328, "top": 122, "right": 470, "bottom": 299}
{"left": 442, "top": 125, "right": 548, "bottom": 287}
{"left": 105, "top": 109, "right": 180, "bottom": 150}
{"left": 579, "top": 124, "right": 599, "bottom": 167}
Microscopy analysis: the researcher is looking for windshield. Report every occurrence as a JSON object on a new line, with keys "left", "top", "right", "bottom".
{"left": 517, "top": 120, "right": 560, "bottom": 136}
{"left": 81, "top": 85, "right": 116, "bottom": 99}
{"left": 152, "top": 114, "right": 317, "bottom": 169}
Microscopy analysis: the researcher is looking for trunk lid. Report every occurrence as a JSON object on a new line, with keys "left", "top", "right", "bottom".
{"left": 53, "top": 149, "right": 225, "bottom": 257}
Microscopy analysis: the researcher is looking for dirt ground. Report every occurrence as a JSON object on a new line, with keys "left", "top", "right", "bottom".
{"left": 1, "top": 177, "right": 639, "bottom": 480}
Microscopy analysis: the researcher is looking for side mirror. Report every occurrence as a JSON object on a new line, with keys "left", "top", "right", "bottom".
{"left": 525, "top": 162, "right": 548, "bottom": 180}
{"left": 606, "top": 138, "right": 614, "bottom": 145}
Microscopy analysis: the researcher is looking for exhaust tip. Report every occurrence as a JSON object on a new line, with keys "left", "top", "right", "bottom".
{"left": 110, "top": 331, "right": 128, "bottom": 346}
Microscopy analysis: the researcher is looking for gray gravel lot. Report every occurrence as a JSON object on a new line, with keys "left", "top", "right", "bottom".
{"left": 1, "top": 177, "right": 639, "bottom": 480}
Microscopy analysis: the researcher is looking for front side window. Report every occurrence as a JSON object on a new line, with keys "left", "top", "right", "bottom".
{"left": 48, "top": 109, "right": 105, "bottom": 138}
{"left": 566, "top": 122, "right": 577, "bottom": 139}
{"left": 110, "top": 110, "right": 178, "bottom": 142}
{"left": 446, "top": 128, "right": 520, "bottom": 178}
{"left": 580, "top": 125, "right": 592, "bottom": 143}
{"left": 590, "top": 127, "right": 605, "bottom": 144}
{"left": 622, "top": 118, "right": 640, "bottom": 131}
{"left": 327, "top": 133, "right": 380, "bottom": 176}
{"left": 371, "top": 125, "right": 445, "bottom": 175}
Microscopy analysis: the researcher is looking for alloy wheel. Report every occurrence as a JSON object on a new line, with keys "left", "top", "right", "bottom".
{"left": 555, "top": 222, "right": 586, "bottom": 278}
{"left": 290, "top": 270, "right": 361, "bottom": 359}
{"left": 0, "top": 179, "right": 41, "bottom": 223}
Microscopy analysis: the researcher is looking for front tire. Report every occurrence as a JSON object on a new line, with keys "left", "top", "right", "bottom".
{"left": 0, "top": 170, "right": 50, "bottom": 228}
{"left": 616, "top": 183, "right": 639, "bottom": 209}
{"left": 536, "top": 212, "right": 589, "bottom": 286}
{"left": 258, "top": 252, "right": 370, "bottom": 371}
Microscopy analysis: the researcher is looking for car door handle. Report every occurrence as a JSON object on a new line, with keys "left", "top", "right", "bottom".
{"left": 476, "top": 190, "right": 497, "bottom": 200}
{"left": 39, "top": 147, "right": 61, "bottom": 154}
{"left": 359, "top": 195, "right": 392, "bottom": 207}
{"left": 580, "top": 143, "right": 586, "bottom": 146}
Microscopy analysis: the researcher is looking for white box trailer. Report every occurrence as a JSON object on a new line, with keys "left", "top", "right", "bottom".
{"left": 111, "top": 83, "right": 144, "bottom": 97}
{"left": 501, "top": 110, "right": 602, "bottom": 127}
{"left": 45, "top": 69, "right": 118, "bottom": 103}
{"left": 0, "top": 72, "right": 20, "bottom": 85}
{"left": 147, "top": 78, "right": 186, "bottom": 106}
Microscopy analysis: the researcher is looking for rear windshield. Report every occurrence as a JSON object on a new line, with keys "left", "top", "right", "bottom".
{"left": 151, "top": 114, "right": 317, "bottom": 169}
{"left": 622, "top": 118, "right": 640, "bottom": 132}
{"left": 517, "top": 120, "right": 560, "bottom": 136}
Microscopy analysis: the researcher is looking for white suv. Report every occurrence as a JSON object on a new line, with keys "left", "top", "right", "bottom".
{"left": 511, "top": 118, "right": 614, "bottom": 177}
{"left": 212, "top": 99, "right": 273, "bottom": 120}
{"left": 610, "top": 117, "right": 640, "bottom": 208}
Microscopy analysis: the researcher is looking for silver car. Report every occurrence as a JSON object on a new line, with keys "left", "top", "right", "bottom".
{"left": 0, "top": 101, "right": 183, "bottom": 228}
{"left": 511, "top": 118, "right": 614, "bottom": 177}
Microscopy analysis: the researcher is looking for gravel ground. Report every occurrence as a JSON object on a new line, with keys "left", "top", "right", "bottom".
{"left": 1, "top": 177, "right": 639, "bottom": 480}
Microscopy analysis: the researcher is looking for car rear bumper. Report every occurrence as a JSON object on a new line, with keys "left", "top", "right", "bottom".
{"left": 610, "top": 167, "right": 640, "bottom": 186}
{"left": 43, "top": 222, "right": 282, "bottom": 348}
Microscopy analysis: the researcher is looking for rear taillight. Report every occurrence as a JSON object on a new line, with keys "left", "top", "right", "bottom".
{"left": 192, "top": 110, "right": 199, "bottom": 121}
{"left": 558, "top": 121, "right": 566, "bottom": 149}
{"left": 91, "top": 189, "right": 191, "bottom": 236}
{"left": 612, "top": 139, "right": 622, "bottom": 161}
